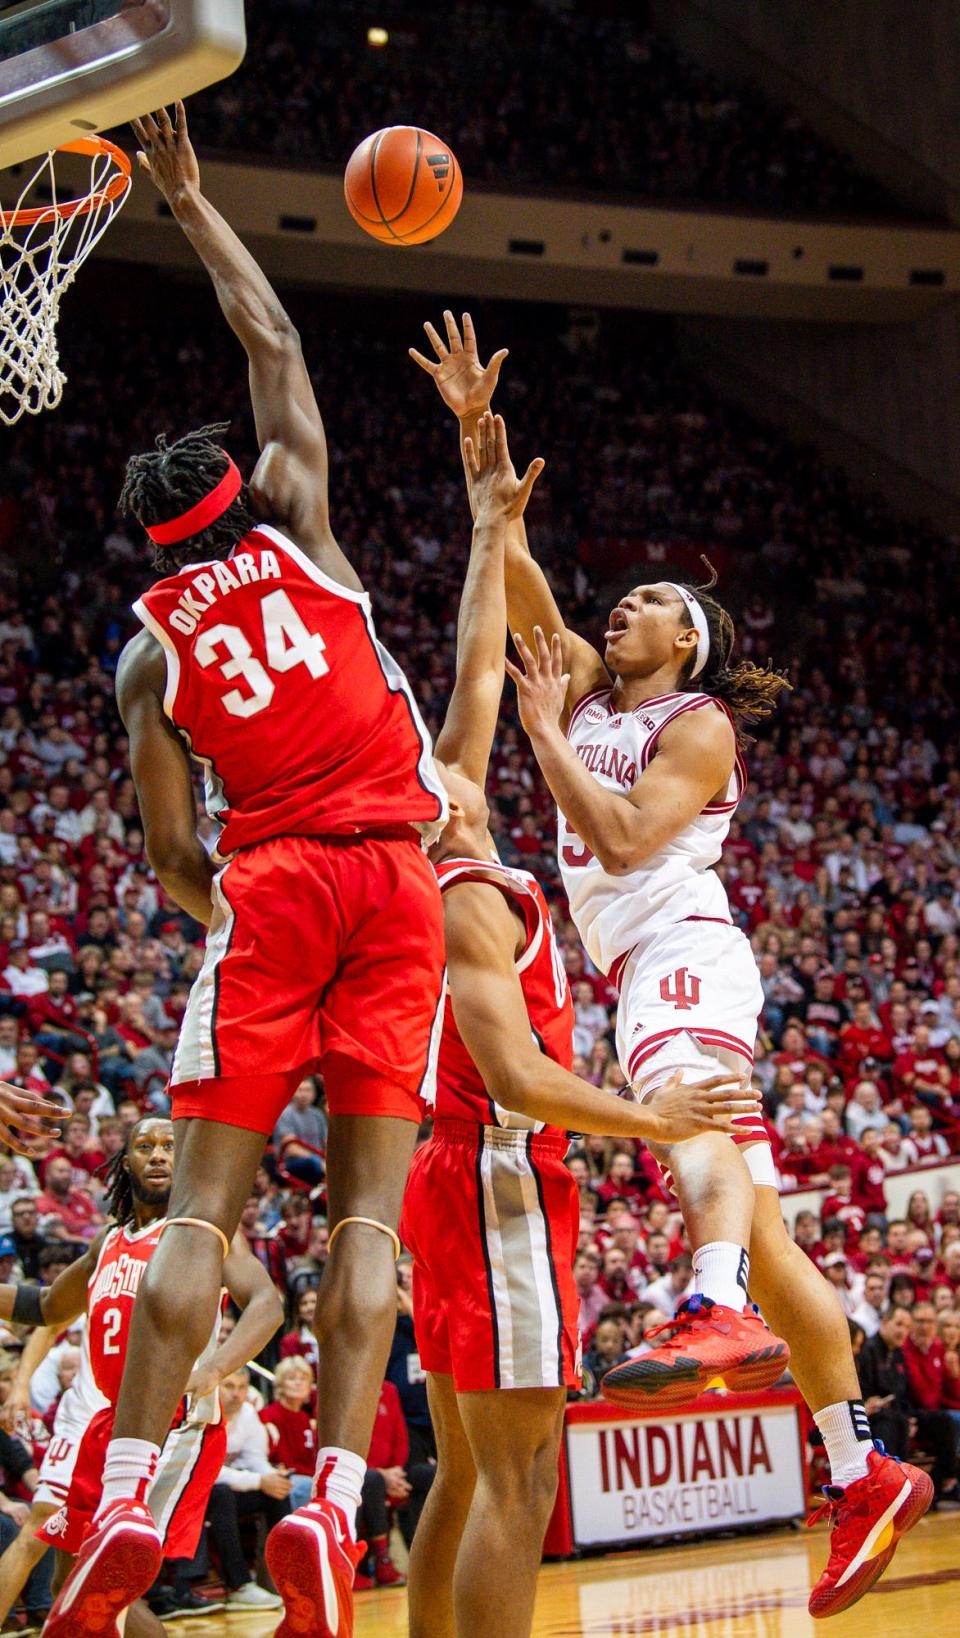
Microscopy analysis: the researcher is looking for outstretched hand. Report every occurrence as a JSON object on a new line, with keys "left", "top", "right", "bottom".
{"left": 0, "top": 1083, "right": 63, "bottom": 1157}
{"left": 641, "top": 1071, "right": 761, "bottom": 1143}
{"left": 505, "top": 626, "right": 569, "bottom": 739}
{"left": 410, "top": 311, "right": 508, "bottom": 419}
{"left": 131, "top": 101, "right": 200, "bottom": 202}
{"left": 465, "top": 412, "right": 544, "bottom": 526}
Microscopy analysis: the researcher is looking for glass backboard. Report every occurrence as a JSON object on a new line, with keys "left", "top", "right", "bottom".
{"left": 0, "top": 0, "right": 245, "bottom": 167}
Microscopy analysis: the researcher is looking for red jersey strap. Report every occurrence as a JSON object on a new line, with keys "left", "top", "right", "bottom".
{"left": 435, "top": 857, "right": 541, "bottom": 965}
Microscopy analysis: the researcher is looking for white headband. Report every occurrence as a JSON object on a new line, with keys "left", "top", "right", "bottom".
{"left": 664, "top": 583, "right": 710, "bottom": 679}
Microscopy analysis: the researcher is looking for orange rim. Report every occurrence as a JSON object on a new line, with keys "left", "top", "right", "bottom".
{"left": 1, "top": 135, "right": 131, "bottom": 229}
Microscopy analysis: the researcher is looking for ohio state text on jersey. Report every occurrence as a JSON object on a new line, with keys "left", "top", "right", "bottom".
{"left": 434, "top": 855, "right": 574, "bottom": 1131}
{"left": 134, "top": 524, "right": 447, "bottom": 856}
{"left": 559, "top": 689, "right": 746, "bottom": 978}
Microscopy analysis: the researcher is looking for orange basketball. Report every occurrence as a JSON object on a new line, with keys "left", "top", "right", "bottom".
{"left": 344, "top": 126, "right": 463, "bottom": 246}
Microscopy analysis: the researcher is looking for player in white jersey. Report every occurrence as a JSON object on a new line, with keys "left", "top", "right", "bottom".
{"left": 413, "top": 311, "right": 934, "bottom": 1620}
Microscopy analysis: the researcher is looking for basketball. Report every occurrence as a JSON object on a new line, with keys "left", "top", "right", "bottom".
{"left": 344, "top": 125, "right": 463, "bottom": 246}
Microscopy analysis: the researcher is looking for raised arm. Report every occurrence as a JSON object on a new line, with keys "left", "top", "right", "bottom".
{"left": 0, "top": 1233, "right": 104, "bottom": 1333}
{"left": 443, "top": 883, "right": 755, "bottom": 1142}
{"left": 116, "top": 632, "right": 215, "bottom": 926}
{"left": 433, "top": 413, "right": 543, "bottom": 785}
{"left": 411, "top": 311, "right": 608, "bottom": 725}
{"left": 506, "top": 629, "right": 735, "bottom": 876}
{"left": 131, "top": 103, "right": 360, "bottom": 588}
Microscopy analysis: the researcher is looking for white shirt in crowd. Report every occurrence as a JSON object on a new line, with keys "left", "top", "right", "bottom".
{"left": 644, "top": 1273, "right": 695, "bottom": 1319}
{"left": 218, "top": 1400, "right": 273, "bottom": 1492}
{"left": 850, "top": 1298, "right": 885, "bottom": 1339}
{"left": 2, "top": 962, "right": 48, "bottom": 997}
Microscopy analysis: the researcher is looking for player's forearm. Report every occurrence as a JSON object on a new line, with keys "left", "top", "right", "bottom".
{"left": 496, "top": 1052, "right": 667, "bottom": 1143}
{"left": 169, "top": 185, "right": 299, "bottom": 359}
{"left": 455, "top": 519, "right": 508, "bottom": 680}
{"left": 149, "top": 845, "right": 215, "bottom": 927}
{"left": 12, "top": 1322, "right": 56, "bottom": 1398}
{"left": 525, "top": 722, "right": 646, "bottom": 873}
{"left": 210, "top": 1290, "right": 283, "bottom": 1383}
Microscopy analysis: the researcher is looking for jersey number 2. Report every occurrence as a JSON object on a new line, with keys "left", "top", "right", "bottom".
{"left": 196, "top": 589, "right": 328, "bottom": 718}
{"left": 102, "top": 1306, "right": 122, "bottom": 1355}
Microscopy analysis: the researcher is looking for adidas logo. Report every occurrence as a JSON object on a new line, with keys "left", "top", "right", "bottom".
{"left": 427, "top": 153, "right": 451, "bottom": 192}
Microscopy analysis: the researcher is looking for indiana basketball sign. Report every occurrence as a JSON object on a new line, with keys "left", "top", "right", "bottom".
{"left": 555, "top": 1393, "right": 806, "bottom": 1551}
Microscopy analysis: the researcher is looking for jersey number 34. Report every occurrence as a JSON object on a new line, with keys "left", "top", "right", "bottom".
{"left": 196, "top": 589, "right": 328, "bottom": 718}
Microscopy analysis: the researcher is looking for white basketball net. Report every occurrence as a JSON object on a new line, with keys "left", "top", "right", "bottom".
{"left": 0, "top": 141, "right": 130, "bottom": 426}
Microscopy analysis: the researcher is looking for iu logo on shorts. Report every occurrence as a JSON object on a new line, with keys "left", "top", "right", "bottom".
{"left": 660, "top": 968, "right": 701, "bottom": 1010}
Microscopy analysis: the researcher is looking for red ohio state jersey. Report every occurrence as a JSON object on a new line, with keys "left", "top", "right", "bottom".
{"left": 84, "top": 1221, "right": 220, "bottom": 1412}
{"left": 134, "top": 525, "right": 447, "bottom": 857}
{"left": 434, "top": 856, "right": 574, "bottom": 1132}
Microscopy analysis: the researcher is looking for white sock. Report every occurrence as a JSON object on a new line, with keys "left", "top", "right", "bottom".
{"left": 692, "top": 1241, "right": 751, "bottom": 1311}
{"left": 814, "top": 1400, "right": 872, "bottom": 1488}
{"left": 313, "top": 1446, "right": 365, "bottom": 1539}
{"left": 95, "top": 1438, "right": 161, "bottom": 1516}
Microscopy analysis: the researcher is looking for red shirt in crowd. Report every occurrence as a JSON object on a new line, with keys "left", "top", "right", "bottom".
{"left": 35, "top": 1186, "right": 100, "bottom": 1238}
{"left": 260, "top": 1401, "right": 316, "bottom": 1476}
{"left": 902, "top": 1337, "right": 945, "bottom": 1412}
{"left": 366, "top": 1381, "right": 408, "bottom": 1471}
{"left": 838, "top": 1024, "right": 893, "bottom": 1080}
{"left": 851, "top": 1155, "right": 887, "bottom": 1215}
{"left": 820, "top": 1193, "right": 866, "bottom": 1243}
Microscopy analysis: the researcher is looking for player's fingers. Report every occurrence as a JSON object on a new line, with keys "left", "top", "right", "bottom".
{"left": 515, "top": 457, "right": 544, "bottom": 508}
{"left": 135, "top": 152, "right": 151, "bottom": 175}
{"left": 487, "top": 347, "right": 509, "bottom": 382}
{"left": 533, "top": 625, "right": 552, "bottom": 666}
{"left": 504, "top": 657, "right": 524, "bottom": 686}
{"left": 442, "top": 310, "right": 462, "bottom": 352}
{"left": 511, "top": 632, "right": 536, "bottom": 671}
{"left": 463, "top": 437, "right": 479, "bottom": 479}
{"left": 137, "top": 113, "right": 160, "bottom": 144}
{"left": 130, "top": 117, "right": 148, "bottom": 146}
{"left": 408, "top": 348, "right": 438, "bottom": 376}
{"left": 157, "top": 106, "right": 174, "bottom": 137}
{"left": 461, "top": 312, "right": 477, "bottom": 352}
{"left": 175, "top": 99, "right": 189, "bottom": 139}
{"left": 423, "top": 320, "right": 448, "bottom": 361}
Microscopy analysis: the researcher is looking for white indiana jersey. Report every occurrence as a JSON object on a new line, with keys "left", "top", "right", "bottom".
{"left": 65, "top": 1317, "right": 109, "bottom": 1430}
{"left": 559, "top": 687, "right": 746, "bottom": 978}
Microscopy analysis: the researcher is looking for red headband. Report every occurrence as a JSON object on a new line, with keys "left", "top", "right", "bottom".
{"left": 145, "top": 455, "right": 243, "bottom": 546}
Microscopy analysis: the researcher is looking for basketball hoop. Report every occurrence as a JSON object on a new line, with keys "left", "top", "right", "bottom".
{"left": 0, "top": 136, "right": 131, "bottom": 426}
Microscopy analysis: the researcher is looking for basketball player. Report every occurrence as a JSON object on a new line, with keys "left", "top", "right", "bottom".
{"left": 413, "top": 313, "right": 933, "bottom": 1618}
{"left": 0, "top": 1115, "right": 281, "bottom": 1636}
{"left": 46, "top": 102, "right": 448, "bottom": 1638}
{"left": 404, "top": 410, "right": 758, "bottom": 1638}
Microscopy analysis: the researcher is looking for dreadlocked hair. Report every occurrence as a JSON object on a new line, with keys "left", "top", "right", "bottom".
{"left": 119, "top": 421, "right": 255, "bottom": 575}
{"left": 97, "top": 1141, "right": 135, "bottom": 1229}
{"left": 675, "top": 556, "right": 791, "bottom": 744}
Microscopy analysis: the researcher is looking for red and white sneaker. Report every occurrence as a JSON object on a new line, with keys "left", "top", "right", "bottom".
{"left": 265, "top": 1497, "right": 366, "bottom": 1638}
{"left": 807, "top": 1444, "right": 934, "bottom": 1618}
{"left": 373, "top": 1549, "right": 406, "bottom": 1588}
{"left": 601, "top": 1296, "right": 789, "bottom": 1410}
{"left": 43, "top": 1499, "right": 162, "bottom": 1637}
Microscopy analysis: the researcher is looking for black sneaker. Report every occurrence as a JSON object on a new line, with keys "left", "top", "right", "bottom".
{"left": 168, "top": 1588, "right": 227, "bottom": 1618}
{"left": 147, "top": 1589, "right": 179, "bottom": 1623}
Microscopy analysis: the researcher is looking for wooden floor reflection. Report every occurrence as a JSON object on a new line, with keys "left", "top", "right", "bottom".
{"left": 169, "top": 1510, "right": 959, "bottom": 1636}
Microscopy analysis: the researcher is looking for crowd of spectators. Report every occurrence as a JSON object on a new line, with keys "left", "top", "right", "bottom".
{"left": 181, "top": 0, "right": 910, "bottom": 219}
{"left": 0, "top": 270, "right": 958, "bottom": 1600}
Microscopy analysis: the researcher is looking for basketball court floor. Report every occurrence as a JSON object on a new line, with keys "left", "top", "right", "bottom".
{"left": 164, "top": 1511, "right": 957, "bottom": 1636}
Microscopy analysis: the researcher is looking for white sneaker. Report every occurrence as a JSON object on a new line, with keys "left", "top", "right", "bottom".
{"left": 226, "top": 1581, "right": 283, "bottom": 1610}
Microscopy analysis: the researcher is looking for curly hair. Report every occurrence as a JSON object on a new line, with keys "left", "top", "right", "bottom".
{"left": 674, "top": 556, "right": 791, "bottom": 742}
{"left": 119, "top": 421, "right": 255, "bottom": 575}
{"left": 97, "top": 1142, "right": 135, "bottom": 1229}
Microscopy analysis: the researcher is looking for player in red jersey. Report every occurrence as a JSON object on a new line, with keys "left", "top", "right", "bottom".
{"left": 401, "top": 412, "right": 757, "bottom": 1638}
{"left": 412, "top": 313, "right": 933, "bottom": 1621}
{"left": 0, "top": 1116, "right": 280, "bottom": 1636}
{"left": 48, "top": 104, "right": 447, "bottom": 1638}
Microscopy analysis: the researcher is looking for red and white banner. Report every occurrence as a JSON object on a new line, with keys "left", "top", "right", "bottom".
{"left": 560, "top": 1393, "right": 806, "bottom": 1550}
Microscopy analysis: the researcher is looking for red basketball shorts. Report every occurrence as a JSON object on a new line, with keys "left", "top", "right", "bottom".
{"left": 400, "top": 1118, "right": 582, "bottom": 1393}
{"left": 170, "top": 829, "right": 446, "bottom": 1133}
{"left": 38, "top": 1407, "right": 227, "bottom": 1559}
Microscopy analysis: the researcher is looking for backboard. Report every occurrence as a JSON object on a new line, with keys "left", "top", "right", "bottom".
{"left": 0, "top": 0, "right": 245, "bottom": 168}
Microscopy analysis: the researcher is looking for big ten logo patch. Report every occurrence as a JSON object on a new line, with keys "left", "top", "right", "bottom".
{"left": 659, "top": 968, "right": 701, "bottom": 1011}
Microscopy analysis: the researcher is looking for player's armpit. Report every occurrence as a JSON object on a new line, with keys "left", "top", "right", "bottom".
{"left": 504, "top": 522, "right": 608, "bottom": 727}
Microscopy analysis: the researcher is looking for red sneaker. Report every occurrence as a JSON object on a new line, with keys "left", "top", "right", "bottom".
{"left": 373, "top": 1551, "right": 406, "bottom": 1588}
{"left": 43, "top": 1499, "right": 162, "bottom": 1637}
{"left": 265, "top": 1498, "right": 366, "bottom": 1638}
{"left": 601, "top": 1296, "right": 789, "bottom": 1410}
{"left": 353, "top": 1570, "right": 375, "bottom": 1593}
{"left": 807, "top": 1444, "right": 934, "bottom": 1618}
